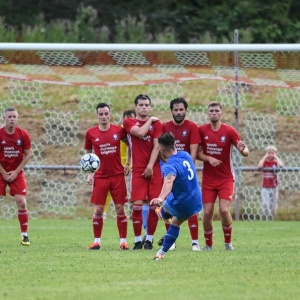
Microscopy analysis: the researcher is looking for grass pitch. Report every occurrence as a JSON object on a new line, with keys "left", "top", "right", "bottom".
{"left": 0, "top": 219, "right": 299, "bottom": 300}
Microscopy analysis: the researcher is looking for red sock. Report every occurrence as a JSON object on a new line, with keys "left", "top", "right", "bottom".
{"left": 146, "top": 206, "right": 159, "bottom": 235}
{"left": 188, "top": 214, "right": 199, "bottom": 240}
{"left": 204, "top": 229, "right": 213, "bottom": 246}
{"left": 117, "top": 214, "right": 128, "bottom": 238}
{"left": 18, "top": 209, "right": 28, "bottom": 233}
{"left": 92, "top": 214, "right": 103, "bottom": 238}
{"left": 164, "top": 222, "right": 170, "bottom": 231}
{"left": 222, "top": 224, "right": 232, "bottom": 244}
{"left": 131, "top": 204, "right": 143, "bottom": 236}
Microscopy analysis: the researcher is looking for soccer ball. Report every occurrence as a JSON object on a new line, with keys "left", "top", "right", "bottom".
{"left": 80, "top": 153, "right": 100, "bottom": 173}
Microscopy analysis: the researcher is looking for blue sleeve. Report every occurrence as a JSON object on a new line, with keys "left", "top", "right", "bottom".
{"left": 162, "top": 163, "right": 177, "bottom": 177}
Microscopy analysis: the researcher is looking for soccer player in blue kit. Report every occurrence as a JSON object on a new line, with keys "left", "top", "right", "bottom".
{"left": 150, "top": 132, "right": 202, "bottom": 260}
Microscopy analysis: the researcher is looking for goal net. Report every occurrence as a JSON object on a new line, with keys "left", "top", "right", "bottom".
{"left": 0, "top": 43, "right": 299, "bottom": 221}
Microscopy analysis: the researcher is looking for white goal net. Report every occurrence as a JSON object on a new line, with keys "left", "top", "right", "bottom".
{"left": 0, "top": 43, "right": 299, "bottom": 221}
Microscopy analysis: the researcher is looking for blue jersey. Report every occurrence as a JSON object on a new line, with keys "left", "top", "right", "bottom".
{"left": 162, "top": 151, "right": 202, "bottom": 220}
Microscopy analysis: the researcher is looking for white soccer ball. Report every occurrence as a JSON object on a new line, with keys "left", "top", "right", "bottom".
{"left": 80, "top": 153, "right": 100, "bottom": 173}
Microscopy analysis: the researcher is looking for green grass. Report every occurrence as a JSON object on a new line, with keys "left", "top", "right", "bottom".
{"left": 0, "top": 219, "right": 299, "bottom": 300}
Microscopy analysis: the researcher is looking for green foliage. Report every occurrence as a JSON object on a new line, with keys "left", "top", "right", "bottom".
{"left": 115, "top": 15, "right": 148, "bottom": 43}
{"left": 45, "top": 21, "right": 73, "bottom": 43}
{"left": 1, "top": 1, "right": 300, "bottom": 43}
{"left": 0, "top": 0, "right": 40, "bottom": 27}
{"left": 238, "top": 28, "right": 254, "bottom": 43}
{"left": 114, "top": 15, "right": 178, "bottom": 43}
{"left": 0, "top": 18, "right": 15, "bottom": 42}
{"left": 0, "top": 11, "right": 175, "bottom": 43}
{"left": 72, "top": 4, "right": 99, "bottom": 43}
{"left": 20, "top": 17, "right": 47, "bottom": 43}
{"left": 97, "top": 26, "right": 110, "bottom": 43}
{"left": 155, "top": 27, "right": 177, "bottom": 43}
{"left": 0, "top": 219, "right": 299, "bottom": 300}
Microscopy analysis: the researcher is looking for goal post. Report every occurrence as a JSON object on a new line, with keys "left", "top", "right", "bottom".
{"left": 0, "top": 42, "right": 299, "bottom": 221}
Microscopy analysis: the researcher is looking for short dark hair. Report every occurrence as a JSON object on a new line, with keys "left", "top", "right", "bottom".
{"left": 134, "top": 94, "right": 151, "bottom": 106}
{"left": 96, "top": 102, "right": 110, "bottom": 111}
{"left": 4, "top": 107, "right": 17, "bottom": 114}
{"left": 158, "top": 132, "right": 175, "bottom": 151}
{"left": 208, "top": 102, "right": 223, "bottom": 110}
{"left": 123, "top": 109, "right": 136, "bottom": 119}
{"left": 170, "top": 97, "right": 188, "bottom": 110}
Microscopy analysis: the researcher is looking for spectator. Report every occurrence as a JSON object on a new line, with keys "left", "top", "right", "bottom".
{"left": 258, "top": 145, "right": 283, "bottom": 220}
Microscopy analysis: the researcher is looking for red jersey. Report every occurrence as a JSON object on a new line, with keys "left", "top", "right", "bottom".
{"left": 162, "top": 120, "right": 201, "bottom": 153}
{"left": 0, "top": 127, "right": 31, "bottom": 172}
{"left": 123, "top": 118, "right": 162, "bottom": 172}
{"left": 84, "top": 124, "right": 126, "bottom": 178}
{"left": 199, "top": 123, "right": 241, "bottom": 185}
{"left": 262, "top": 160, "right": 278, "bottom": 188}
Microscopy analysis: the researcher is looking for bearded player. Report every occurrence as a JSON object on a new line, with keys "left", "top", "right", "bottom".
{"left": 159, "top": 97, "right": 201, "bottom": 251}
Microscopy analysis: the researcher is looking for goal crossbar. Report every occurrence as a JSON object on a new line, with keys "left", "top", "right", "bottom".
{"left": 1, "top": 43, "right": 300, "bottom": 52}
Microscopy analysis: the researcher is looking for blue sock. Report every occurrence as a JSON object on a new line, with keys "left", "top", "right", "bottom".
{"left": 162, "top": 224, "right": 180, "bottom": 252}
{"left": 142, "top": 204, "right": 149, "bottom": 230}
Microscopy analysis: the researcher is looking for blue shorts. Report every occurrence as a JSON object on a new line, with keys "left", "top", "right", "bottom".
{"left": 164, "top": 199, "right": 200, "bottom": 221}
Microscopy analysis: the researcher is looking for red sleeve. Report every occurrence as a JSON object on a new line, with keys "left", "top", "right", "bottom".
{"left": 22, "top": 129, "right": 31, "bottom": 150}
{"left": 120, "top": 126, "right": 127, "bottom": 140}
{"left": 153, "top": 121, "right": 163, "bottom": 138}
{"left": 189, "top": 122, "right": 201, "bottom": 144}
{"left": 198, "top": 125, "right": 204, "bottom": 146}
{"left": 123, "top": 118, "right": 135, "bottom": 133}
{"left": 84, "top": 129, "right": 92, "bottom": 150}
{"left": 229, "top": 126, "right": 242, "bottom": 147}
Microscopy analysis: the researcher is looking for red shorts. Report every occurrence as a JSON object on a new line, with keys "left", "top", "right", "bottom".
{"left": 202, "top": 180, "right": 234, "bottom": 204}
{"left": 90, "top": 174, "right": 128, "bottom": 206}
{"left": 0, "top": 170, "right": 27, "bottom": 196}
{"left": 130, "top": 166, "right": 163, "bottom": 202}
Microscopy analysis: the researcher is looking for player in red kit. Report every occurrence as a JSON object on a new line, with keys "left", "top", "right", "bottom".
{"left": 85, "top": 103, "right": 129, "bottom": 250}
{"left": 197, "top": 102, "right": 249, "bottom": 250}
{"left": 0, "top": 107, "right": 31, "bottom": 246}
{"left": 159, "top": 97, "right": 202, "bottom": 251}
{"left": 123, "top": 94, "right": 163, "bottom": 250}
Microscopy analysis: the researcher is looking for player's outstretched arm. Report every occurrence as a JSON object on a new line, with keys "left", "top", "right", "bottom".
{"left": 150, "top": 173, "right": 175, "bottom": 206}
